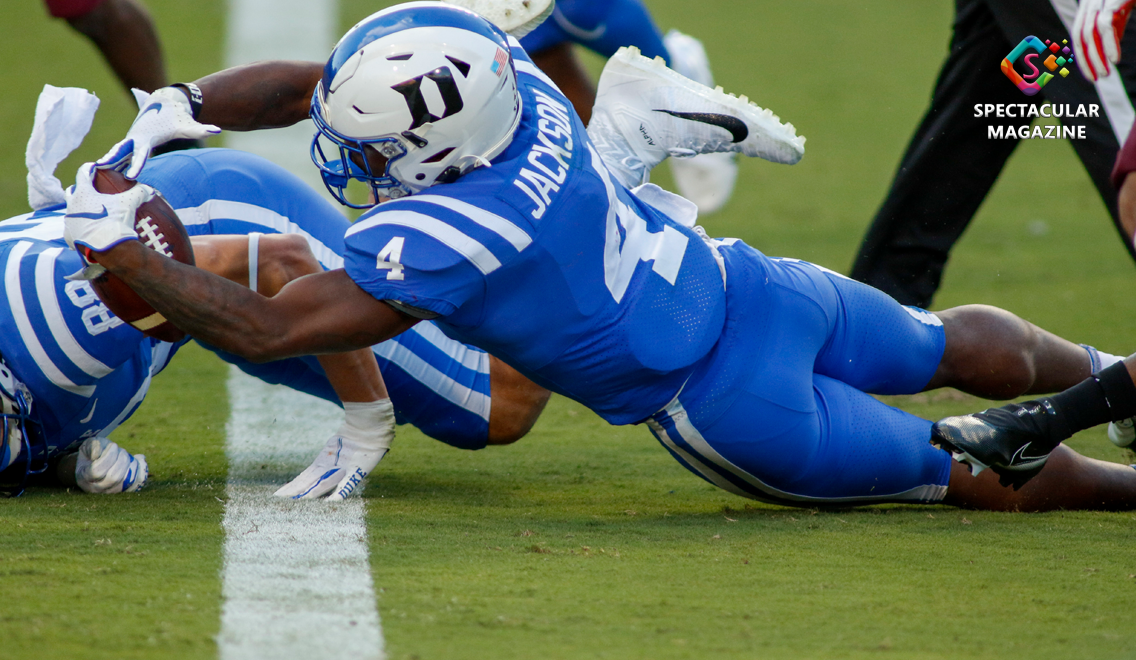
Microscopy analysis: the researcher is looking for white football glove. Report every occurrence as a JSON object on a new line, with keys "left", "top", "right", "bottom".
{"left": 96, "top": 86, "right": 220, "bottom": 180}
{"left": 75, "top": 437, "right": 148, "bottom": 494}
{"left": 274, "top": 399, "right": 395, "bottom": 501}
{"left": 63, "top": 162, "right": 154, "bottom": 255}
{"left": 1073, "top": 0, "right": 1136, "bottom": 81}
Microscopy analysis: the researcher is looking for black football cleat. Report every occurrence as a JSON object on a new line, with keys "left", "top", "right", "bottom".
{"left": 930, "top": 400, "right": 1068, "bottom": 490}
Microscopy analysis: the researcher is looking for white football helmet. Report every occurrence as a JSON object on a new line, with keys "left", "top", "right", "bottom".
{"left": 0, "top": 361, "right": 44, "bottom": 497}
{"left": 311, "top": 1, "right": 523, "bottom": 206}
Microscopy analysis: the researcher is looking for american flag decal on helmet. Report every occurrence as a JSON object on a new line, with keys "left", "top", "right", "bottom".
{"left": 491, "top": 48, "right": 508, "bottom": 76}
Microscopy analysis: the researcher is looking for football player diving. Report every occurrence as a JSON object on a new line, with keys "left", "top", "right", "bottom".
{"left": 2, "top": 91, "right": 549, "bottom": 497}
{"left": 71, "top": 2, "right": 1136, "bottom": 512}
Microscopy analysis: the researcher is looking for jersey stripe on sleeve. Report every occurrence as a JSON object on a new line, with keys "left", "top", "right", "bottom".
{"left": 347, "top": 210, "right": 503, "bottom": 275}
{"left": 514, "top": 59, "right": 559, "bottom": 89}
{"left": 402, "top": 196, "right": 533, "bottom": 251}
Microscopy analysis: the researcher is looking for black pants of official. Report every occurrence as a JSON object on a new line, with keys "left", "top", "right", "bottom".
{"left": 850, "top": 0, "right": 1136, "bottom": 308}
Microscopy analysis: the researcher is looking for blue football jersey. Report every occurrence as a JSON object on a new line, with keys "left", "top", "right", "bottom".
{"left": 0, "top": 211, "right": 174, "bottom": 456}
{"left": 0, "top": 147, "right": 499, "bottom": 462}
{"left": 139, "top": 149, "right": 495, "bottom": 443}
{"left": 137, "top": 149, "right": 348, "bottom": 270}
{"left": 342, "top": 44, "right": 727, "bottom": 425}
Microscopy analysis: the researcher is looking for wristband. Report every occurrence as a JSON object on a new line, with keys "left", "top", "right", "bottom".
{"left": 176, "top": 82, "right": 204, "bottom": 120}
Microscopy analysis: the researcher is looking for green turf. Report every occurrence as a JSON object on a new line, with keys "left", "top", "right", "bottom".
{"left": 0, "top": 344, "right": 229, "bottom": 659}
{"left": 366, "top": 399, "right": 1136, "bottom": 660}
{"left": 0, "top": 3, "right": 227, "bottom": 658}
{"left": 5, "top": 0, "right": 1136, "bottom": 658}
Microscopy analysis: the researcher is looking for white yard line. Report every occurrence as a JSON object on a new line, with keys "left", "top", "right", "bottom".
{"left": 218, "top": 370, "right": 382, "bottom": 660}
{"left": 218, "top": 1, "right": 383, "bottom": 658}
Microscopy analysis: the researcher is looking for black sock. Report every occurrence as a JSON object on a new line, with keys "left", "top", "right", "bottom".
{"left": 1047, "top": 361, "right": 1136, "bottom": 436}
{"left": 1095, "top": 361, "right": 1136, "bottom": 419}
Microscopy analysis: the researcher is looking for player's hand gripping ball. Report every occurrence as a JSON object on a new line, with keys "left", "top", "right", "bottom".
{"left": 82, "top": 167, "right": 195, "bottom": 342}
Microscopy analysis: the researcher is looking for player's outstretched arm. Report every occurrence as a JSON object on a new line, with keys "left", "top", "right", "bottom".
{"left": 191, "top": 234, "right": 390, "bottom": 401}
{"left": 98, "top": 61, "right": 321, "bottom": 178}
{"left": 94, "top": 232, "right": 415, "bottom": 361}
{"left": 190, "top": 61, "right": 324, "bottom": 132}
{"left": 66, "top": 174, "right": 413, "bottom": 358}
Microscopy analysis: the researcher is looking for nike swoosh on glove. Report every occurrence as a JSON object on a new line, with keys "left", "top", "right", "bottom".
{"left": 64, "top": 162, "right": 155, "bottom": 254}
{"left": 75, "top": 437, "right": 148, "bottom": 494}
{"left": 96, "top": 87, "right": 220, "bottom": 179}
{"left": 1073, "top": 0, "right": 1136, "bottom": 81}
{"left": 275, "top": 399, "right": 395, "bottom": 501}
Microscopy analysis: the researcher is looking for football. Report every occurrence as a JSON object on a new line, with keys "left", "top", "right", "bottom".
{"left": 86, "top": 168, "right": 195, "bottom": 343}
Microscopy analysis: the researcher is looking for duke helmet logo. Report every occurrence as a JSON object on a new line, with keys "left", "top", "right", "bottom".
{"left": 1001, "top": 36, "right": 1073, "bottom": 96}
{"left": 391, "top": 66, "right": 465, "bottom": 131}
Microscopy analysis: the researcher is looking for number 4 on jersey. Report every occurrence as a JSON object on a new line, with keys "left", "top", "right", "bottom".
{"left": 376, "top": 237, "right": 406, "bottom": 280}
{"left": 589, "top": 146, "right": 687, "bottom": 303}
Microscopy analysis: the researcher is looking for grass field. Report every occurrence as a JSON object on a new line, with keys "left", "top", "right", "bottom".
{"left": 4, "top": 1, "right": 1136, "bottom": 658}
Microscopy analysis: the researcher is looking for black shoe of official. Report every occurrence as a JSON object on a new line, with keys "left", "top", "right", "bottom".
{"left": 930, "top": 399, "right": 1069, "bottom": 490}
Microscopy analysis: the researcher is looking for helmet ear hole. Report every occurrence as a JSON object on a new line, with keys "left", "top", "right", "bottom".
{"left": 422, "top": 147, "right": 455, "bottom": 164}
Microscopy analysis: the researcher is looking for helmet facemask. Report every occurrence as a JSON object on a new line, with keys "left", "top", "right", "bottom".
{"left": 0, "top": 365, "right": 45, "bottom": 498}
{"left": 311, "top": 92, "right": 413, "bottom": 208}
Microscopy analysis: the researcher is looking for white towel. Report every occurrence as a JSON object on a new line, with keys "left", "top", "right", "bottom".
{"left": 25, "top": 85, "right": 100, "bottom": 211}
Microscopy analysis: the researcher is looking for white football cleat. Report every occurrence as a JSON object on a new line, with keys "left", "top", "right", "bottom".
{"left": 1108, "top": 417, "right": 1136, "bottom": 448}
{"left": 588, "top": 44, "right": 805, "bottom": 191}
{"left": 664, "top": 30, "right": 737, "bottom": 215}
{"left": 440, "top": 0, "right": 554, "bottom": 37}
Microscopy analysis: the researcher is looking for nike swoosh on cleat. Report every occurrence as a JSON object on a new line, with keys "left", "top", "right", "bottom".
{"left": 1010, "top": 442, "right": 1049, "bottom": 465}
{"left": 70, "top": 206, "right": 109, "bottom": 220}
{"left": 654, "top": 110, "right": 749, "bottom": 143}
